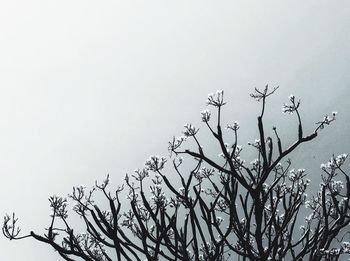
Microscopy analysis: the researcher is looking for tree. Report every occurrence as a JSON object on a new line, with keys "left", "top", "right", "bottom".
{"left": 3, "top": 86, "right": 350, "bottom": 261}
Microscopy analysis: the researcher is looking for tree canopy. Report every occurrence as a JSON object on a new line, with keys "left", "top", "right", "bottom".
{"left": 3, "top": 86, "right": 350, "bottom": 261}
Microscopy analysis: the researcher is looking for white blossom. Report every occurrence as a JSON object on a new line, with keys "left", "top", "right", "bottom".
{"left": 183, "top": 123, "right": 199, "bottom": 137}
{"left": 206, "top": 90, "right": 226, "bottom": 107}
{"left": 342, "top": 242, "right": 350, "bottom": 254}
{"left": 227, "top": 121, "right": 240, "bottom": 131}
{"left": 200, "top": 109, "right": 211, "bottom": 122}
{"left": 282, "top": 94, "right": 300, "bottom": 114}
{"left": 216, "top": 217, "right": 224, "bottom": 226}
{"left": 288, "top": 94, "right": 295, "bottom": 102}
{"left": 145, "top": 155, "right": 167, "bottom": 172}
{"left": 168, "top": 135, "right": 186, "bottom": 152}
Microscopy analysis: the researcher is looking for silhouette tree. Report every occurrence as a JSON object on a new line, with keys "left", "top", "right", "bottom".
{"left": 3, "top": 86, "right": 350, "bottom": 260}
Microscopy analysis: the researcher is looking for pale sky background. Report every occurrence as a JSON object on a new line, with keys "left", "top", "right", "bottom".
{"left": 0, "top": 1, "right": 350, "bottom": 260}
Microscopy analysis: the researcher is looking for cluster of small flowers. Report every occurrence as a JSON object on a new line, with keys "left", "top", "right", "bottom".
{"left": 125, "top": 187, "right": 136, "bottom": 201}
{"left": 232, "top": 145, "right": 242, "bottom": 158}
{"left": 319, "top": 248, "right": 342, "bottom": 257}
{"left": 304, "top": 212, "right": 317, "bottom": 223}
{"left": 329, "top": 205, "right": 340, "bottom": 219}
{"left": 193, "top": 170, "right": 204, "bottom": 182}
{"left": 214, "top": 198, "right": 228, "bottom": 212}
{"left": 323, "top": 114, "right": 335, "bottom": 124}
{"left": 289, "top": 183, "right": 308, "bottom": 200}
{"left": 101, "top": 210, "right": 113, "bottom": 225}
{"left": 250, "top": 158, "right": 261, "bottom": 172}
{"left": 132, "top": 168, "right": 149, "bottom": 181}
{"left": 49, "top": 195, "right": 68, "bottom": 219}
{"left": 288, "top": 94, "right": 295, "bottom": 102}
{"left": 320, "top": 153, "right": 348, "bottom": 170}
{"left": 89, "top": 248, "right": 106, "bottom": 261}
{"left": 183, "top": 248, "right": 192, "bottom": 260}
{"left": 305, "top": 193, "right": 320, "bottom": 209}
{"left": 121, "top": 209, "right": 135, "bottom": 228}
{"left": 215, "top": 216, "right": 224, "bottom": 226}
{"left": 232, "top": 241, "right": 243, "bottom": 251}
{"left": 199, "top": 241, "right": 216, "bottom": 260}
{"left": 136, "top": 203, "right": 151, "bottom": 222}
{"left": 304, "top": 189, "right": 333, "bottom": 219}
{"left": 273, "top": 182, "right": 287, "bottom": 195}
{"left": 288, "top": 169, "right": 305, "bottom": 182}
{"left": 200, "top": 166, "right": 215, "bottom": 178}
{"left": 71, "top": 200, "right": 83, "bottom": 214}
{"left": 342, "top": 242, "right": 350, "bottom": 254}
{"left": 70, "top": 184, "right": 88, "bottom": 204}
{"left": 262, "top": 183, "right": 269, "bottom": 193}
{"left": 249, "top": 85, "right": 278, "bottom": 101}
{"left": 273, "top": 163, "right": 284, "bottom": 173}
{"left": 146, "top": 246, "right": 159, "bottom": 260}
{"left": 178, "top": 187, "right": 186, "bottom": 196}
{"left": 150, "top": 184, "right": 168, "bottom": 208}
{"left": 319, "top": 163, "right": 327, "bottom": 170}
{"left": 232, "top": 156, "right": 245, "bottom": 170}
{"left": 183, "top": 123, "right": 199, "bottom": 137}
{"left": 227, "top": 121, "right": 240, "bottom": 131}
{"left": 145, "top": 155, "right": 167, "bottom": 172}
{"left": 233, "top": 236, "right": 256, "bottom": 251}
{"left": 74, "top": 233, "right": 106, "bottom": 260}
{"left": 200, "top": 109, "right": 211, "bottom": 122}
{"left": 282, "top": 94, "right": 300, "bottom": 114}
{"left": 168, "top": 136, "right": 186, "bottom": 152}
{"left": 336, "top": 153, "right": 348, "bottom": 165}
{"left": 277, "top": 213, "right": 285, "bottom": 225}
{"left": 316, "top": 112, "right": 337, "bottom": 130}
{"left": 76, "top": 233, "right": 93, "bottom": 247}
{"left": 329, "top": 180, "right": 344, "bottom": 194}
{"left": 222, "top": 145, "right": 242, "bottom": 161}
{"left": 148, "top": 224, "right": 156, "bottom": 235}
{"left": 96, "top": 175, "right": 110, "bottom": 190}
{"left": 206, "top": 90, "right": 226, "bottom": 107}
{"left": 49, "top": 195, "right": 67, "bottom": 210}
{"left": 203, "top": 188, "right": 218, "bottom": 198}
{"left": 337, "top": 197, "right": 349, "bottom": 210}
{"left": 248, "top": 139, "right": 261, "bottom": 149}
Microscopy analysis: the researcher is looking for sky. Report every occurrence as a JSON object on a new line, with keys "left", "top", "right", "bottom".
{"left": 0, "top": 1, "right": 350, "bottom": 260}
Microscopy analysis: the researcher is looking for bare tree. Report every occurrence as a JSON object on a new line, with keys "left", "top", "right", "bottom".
{"left": 3, "top": 86, "right": 350, "bottom": 261}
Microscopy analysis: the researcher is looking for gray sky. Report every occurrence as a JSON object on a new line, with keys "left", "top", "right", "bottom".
{"left": 0, "top": 1, "right": 350, "bottom": 260}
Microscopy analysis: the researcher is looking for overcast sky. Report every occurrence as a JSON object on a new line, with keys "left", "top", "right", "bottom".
{"left": 1, "top": 1, "right": 350, "bottom": 260}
